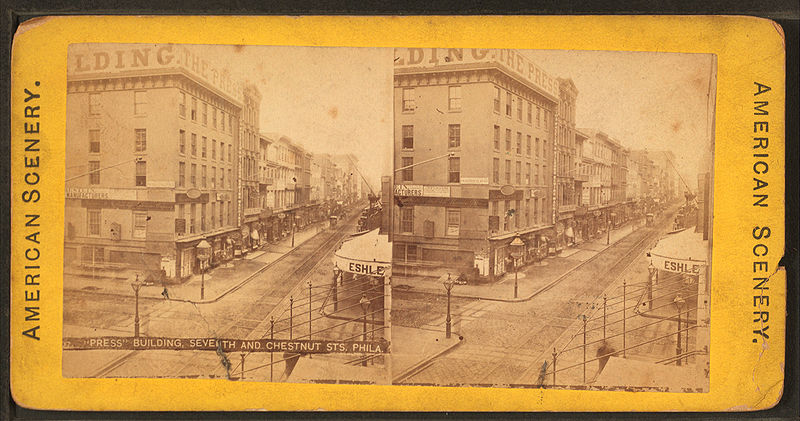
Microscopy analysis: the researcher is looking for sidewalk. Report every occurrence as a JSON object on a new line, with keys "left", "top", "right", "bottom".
{"left": 390, "top": 325, "right": 462, "bottom": 383}
{"left": 393, "top": 221, "right": 645, "bottom": 302}
{"left": 63, "top": 221, "right": 329, "bottom": 303}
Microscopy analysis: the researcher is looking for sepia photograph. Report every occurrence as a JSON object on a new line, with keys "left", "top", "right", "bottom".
{"left": 61, "top": 43, "right": 714, "bottom": 391}
{"left": 389, "top": 48, "right": 714, "bottom": 391}
{"left": 62, "top": 43, "right": 394, "bottom": 384}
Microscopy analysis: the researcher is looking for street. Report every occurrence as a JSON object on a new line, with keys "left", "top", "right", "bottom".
{"left": 392, "top": 207, "right": 685, "bottom": 387}
{"left": 63, "top": 207, "right": 386, "bottom": 381}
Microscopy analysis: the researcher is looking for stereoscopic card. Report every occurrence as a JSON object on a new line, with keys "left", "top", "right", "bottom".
{"left": 9, "top": 15, "right": 786, "bottom": 411}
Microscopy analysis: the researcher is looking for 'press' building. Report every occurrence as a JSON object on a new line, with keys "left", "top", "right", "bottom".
{"left": 393, "top": 48, "right": 565, "bottom": 281}
{"left": 64, "top": 44, "right": 244, "bottom": 281}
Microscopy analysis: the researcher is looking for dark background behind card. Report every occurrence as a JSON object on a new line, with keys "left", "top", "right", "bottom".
{"left": 1, "top": 1, "right": 797, "bottom": 419}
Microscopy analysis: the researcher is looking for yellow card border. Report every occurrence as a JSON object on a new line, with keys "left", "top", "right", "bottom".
{"left": 10, "top": 15, "right": 786, "bottom": 411}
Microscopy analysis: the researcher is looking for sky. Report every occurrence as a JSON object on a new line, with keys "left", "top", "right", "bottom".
{"left": 202, "top": 45, "right": 394, "bottom": 193}
{"left": 523, "top": 49, "right": 716, "bottom": 185}
{"left": 215, "top": 46, "right": 714, "bottom": 190}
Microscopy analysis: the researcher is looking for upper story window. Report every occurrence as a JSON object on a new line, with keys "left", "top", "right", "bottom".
{"left": 505, "top": 92, "right": 512, "bottom": 116}
{"left": 179, "top": 92, "right": 186, "bottom": 117}
{"left": 135, "top": 161, "right": 147, "bottom": 187}
{"left": 89, "top": 129, "right": 100, "bottom": 153}
{"left": 134, "top": 91, "right": 147, "bottom": 115}
{"left": 494, "top": 87, "right": 501, "bottom": 113}
{"left": 448, "top": 124, "right": 461, "bottom": 148}
{"left": 402, "top": 88, "right": 415, "bottom": 112}
{"left": 493, "top": 125, "right": 500, "bottom": 150}
{"left": 517, "top": 96, "right": 523, "bottom": 120}
{"left": 516, "top": 132, "right": 522, "bottom": 154}
{"left": 527, "top": 101, "right": 532, "bottom": 124}
{"left": 89, "top": 93, "right": 101, "bottom": 116}
{"left": 448, "top": 157, "right": 460, "bottom": 183}
{"left": 401, "top": 157, "right": 413, "bottom": 182}
{"left": 134, "top": 129, "right": 147, "bottom": 153}
{"left": 446, "top": 209, "right": 460, "bottom": 236}
{"left": 202, "top": 102, "right": 208, "bottom": 125}
{"left": 191, "top": 97, "right": 197, "bottom": 121}
{"left": 402, "top": 125, "right": 414, "bottom": 149}
{"left": 448, "top": 86, "right": 462, "bottom": 111}
{"left": 179, "top": 130, "right": 186, "bottom": 154}
{"left": 88, "top": 161, "right": 100, "bottom": 185}
{"left": 505, "top": 129, "right": 511, "bottom": 151}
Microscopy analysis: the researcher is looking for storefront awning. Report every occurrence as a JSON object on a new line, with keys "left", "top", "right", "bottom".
{"left": 648, "top": 228, "right": 707, "bottom": 274}
{"left": 334, "top": 229, "right": 391, "bottom": 277}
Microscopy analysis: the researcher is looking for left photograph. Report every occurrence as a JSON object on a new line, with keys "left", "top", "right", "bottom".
{"left": 62, "top": 43, "right": 394, "bottom": 384}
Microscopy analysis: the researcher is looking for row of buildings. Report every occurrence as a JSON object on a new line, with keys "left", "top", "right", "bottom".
{"left": 64, "top": 44, "right": 366, "bottom": 281}
{"left": 391, "top": 48, "right": 682, "bottom": 281}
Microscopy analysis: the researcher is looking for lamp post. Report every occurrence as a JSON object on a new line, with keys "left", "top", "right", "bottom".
{"left": 196, "top": 239, "right": 212, "bottom": 300}
{"left": 443, "top": 274, "right": 455, "bottom": 339}
{"left": 673, "top": 295, "right": 686, "bottom": 366}
{"left": 647, "top": 260, "right": 657, "bottom": 308}
{"left": 510, "top": 234, "right": 525, "bottom": 299}
{"left": 332, "top": 264, "right": 341, "bottom": 312}
{"left": 359, "top": 294, "right": 370, "bottom": 367}
{"left": 131, "top": 274, "right": 143, "bottom": 337}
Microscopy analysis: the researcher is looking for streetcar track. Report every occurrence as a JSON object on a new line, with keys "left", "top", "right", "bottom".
{"left": 401, "top": 212, "right": 676, "bottom": 385}
{"left": 89, "top": 211, "right": 361, "bottom": 379}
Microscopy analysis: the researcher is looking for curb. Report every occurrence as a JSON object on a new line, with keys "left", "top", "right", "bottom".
{"left": 175, "top": 224, "right": 332, "bottom": 305}
{"left": 392, "top": 335, "right": 466, "bottom": 384}
{"left": 397, "top": 226, "right": 645, "bottom": 304}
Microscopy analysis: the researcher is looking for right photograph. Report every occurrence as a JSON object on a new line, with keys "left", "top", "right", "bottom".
{"left": 389, "top": 48, "right": 715, "bottom": 391}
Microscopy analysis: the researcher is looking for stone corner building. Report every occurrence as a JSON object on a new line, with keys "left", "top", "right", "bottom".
{"left": 64, "top": 44, "right": 244, "bottom": 281}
